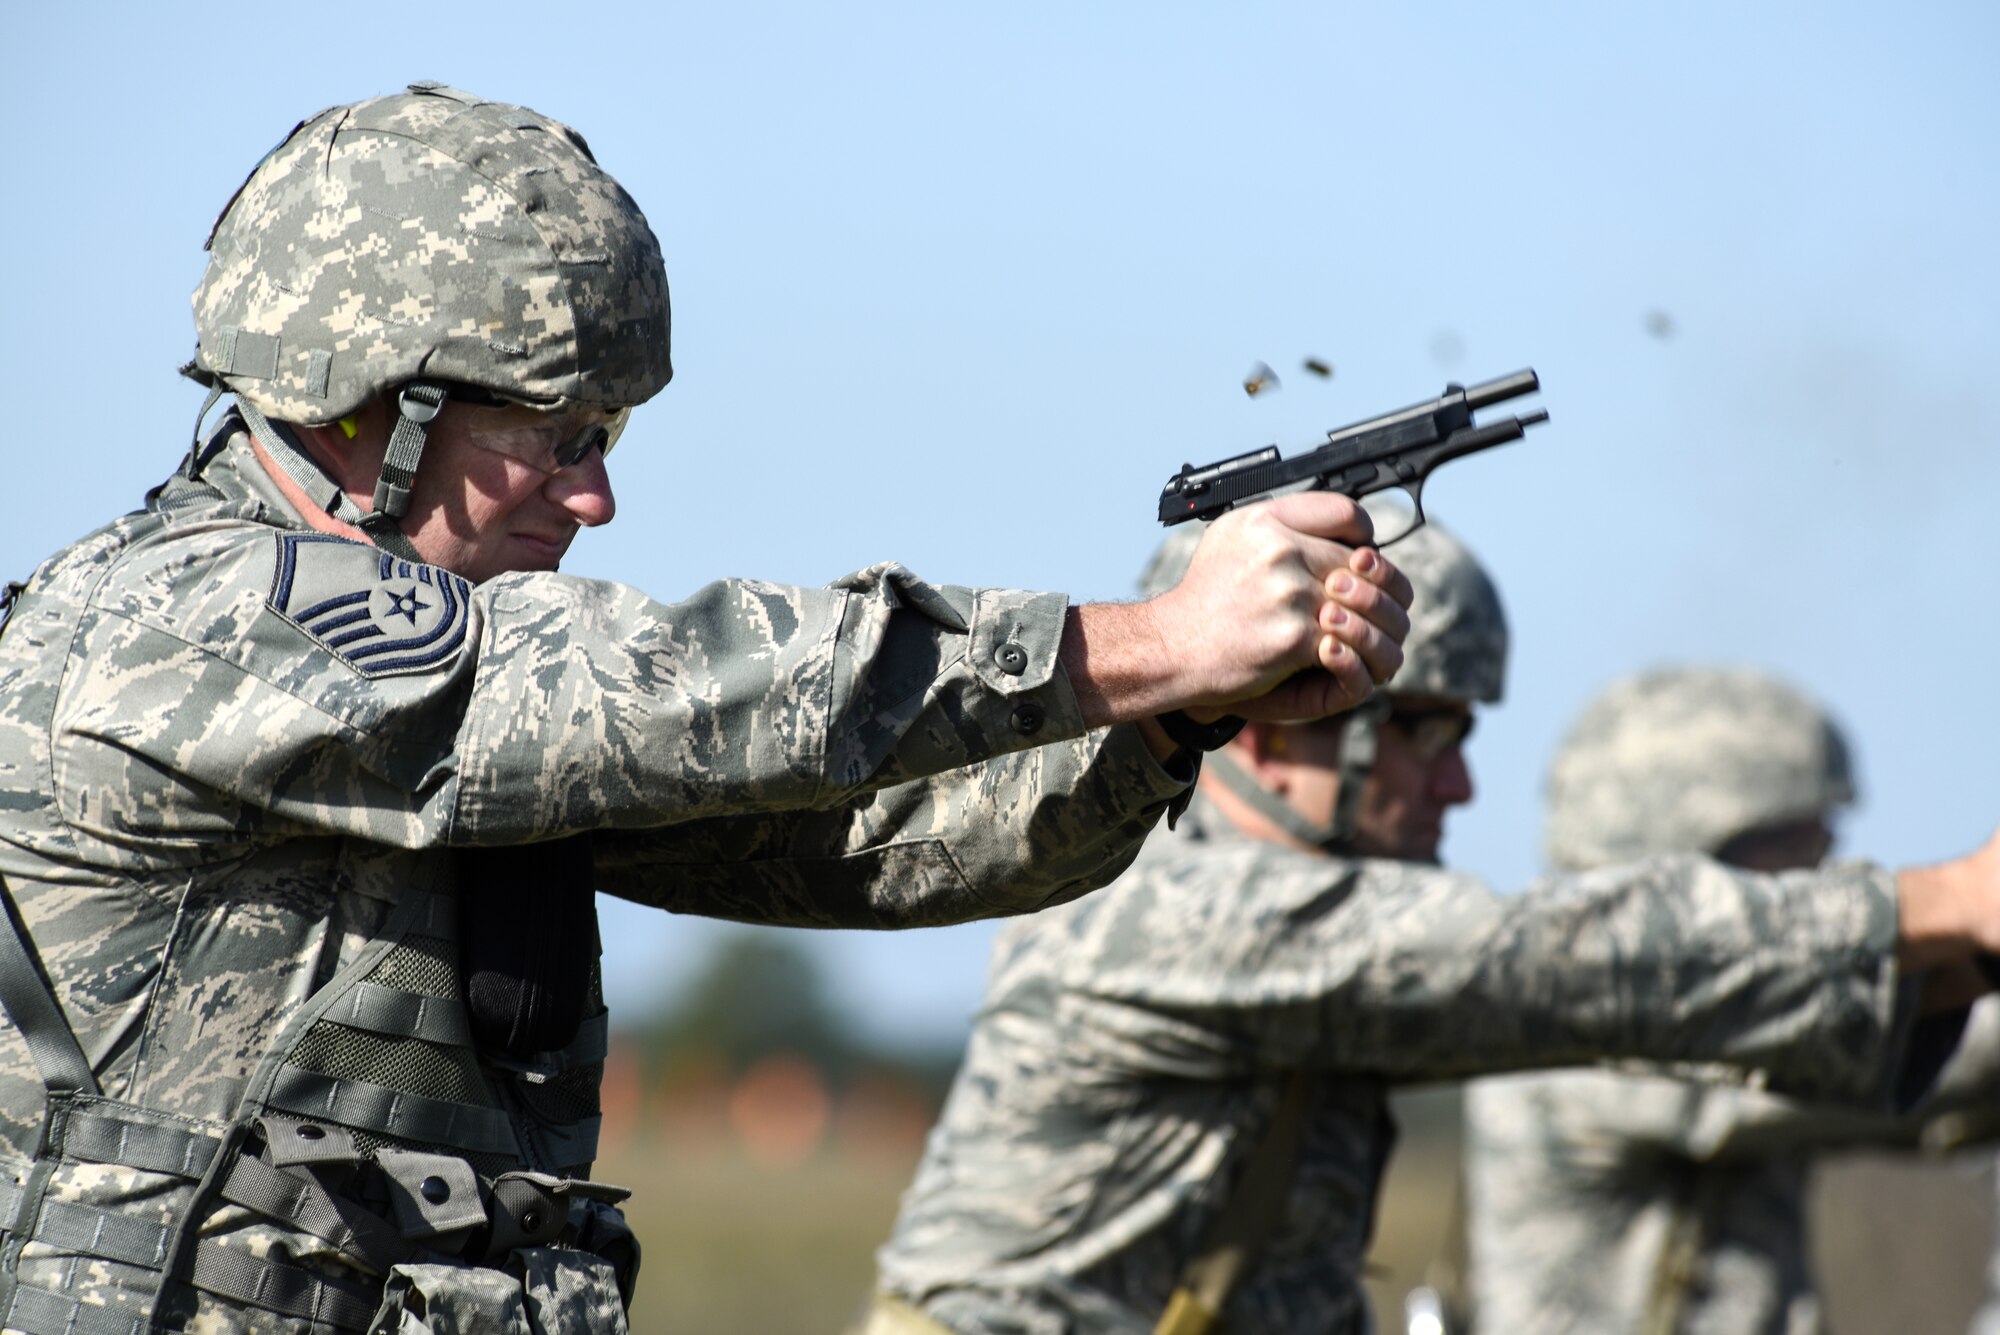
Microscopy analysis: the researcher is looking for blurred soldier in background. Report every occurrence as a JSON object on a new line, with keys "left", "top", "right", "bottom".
{"left": 1464, "top": 668, "right": 2000, "bottom": 1335}
{"left": 865, "top": 519, "right": 2000, "bottom": 1335}
{"left": 0, "top": 85, "right": 1415, "bottom": 1335}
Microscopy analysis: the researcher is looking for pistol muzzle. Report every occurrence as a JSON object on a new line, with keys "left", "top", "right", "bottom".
{"left": 1463, "top": 369, "right": 1540, "bottom": 410}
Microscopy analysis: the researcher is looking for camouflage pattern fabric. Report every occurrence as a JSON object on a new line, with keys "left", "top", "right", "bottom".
{"left": 366, "top": 1249, "right": 630, "bottom": 1334}
{"left": 192, "top": 83, "right": 672, "bottom": 424}
{"left": 0, "top": 424, "right": 1192, "bottom": 1332}
{"left": 873, "top": 793, "right": 1918, "bottom": 1335}
{"left": 1461, "top": 664, "right": 1992, "bottom": 1335}
{"left": 1466, "top": 1004, "right": 2000, "bottom": 1335}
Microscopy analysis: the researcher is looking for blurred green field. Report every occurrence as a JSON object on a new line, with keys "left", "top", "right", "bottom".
{"left": 597, "top": 1085, "right": 2000, "bottom": 1335}
{"left": 600, "top": 1138, "right": 913, "bottom": 1334}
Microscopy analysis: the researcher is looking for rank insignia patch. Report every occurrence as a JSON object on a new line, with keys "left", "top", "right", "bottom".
{"left": 269, "top": 534, "right": 473, "bottom": 676}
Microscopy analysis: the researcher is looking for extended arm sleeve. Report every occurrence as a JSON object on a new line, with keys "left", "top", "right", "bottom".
{"left": 1040, "top": 845, "right": 1909, "bottom": 1105}
{"left": 53, "top": 534, "right": 1112, "bottom": 858}
{"left": 590, "top": 723, "right": 1194, "bottom": 927}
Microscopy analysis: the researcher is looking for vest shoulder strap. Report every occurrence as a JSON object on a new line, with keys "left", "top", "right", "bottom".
{"left": 0, "top": 872, "right": 99, "bottom": 1102}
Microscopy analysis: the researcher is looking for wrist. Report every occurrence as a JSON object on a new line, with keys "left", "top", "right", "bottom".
{"left": 1062, "top": 602, "right": 1200, "bottom": 729}
{"left": 1896, "top": 859, "right": 1981, "bottom": 972}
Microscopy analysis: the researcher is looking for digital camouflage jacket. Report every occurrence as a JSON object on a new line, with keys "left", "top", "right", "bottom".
{"left": 1464, "top": 998, "right": 2000, "bottom": 1335}
{"left": 0, "top": 424, "right": 1192, "bottom": 1334}
{"left": 874, "top": 793, "right": 1927, "bottom": 1335}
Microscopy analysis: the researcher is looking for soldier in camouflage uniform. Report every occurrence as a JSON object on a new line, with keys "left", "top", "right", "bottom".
{"left": 0, "top": 85, "right": 1419, "bottom": 1335}
{"left": 867, "top": 521, "right": 2000, "bottom": 1335}
{"left": 1464, "top": 668, "right": 2000, "bottom": 1335}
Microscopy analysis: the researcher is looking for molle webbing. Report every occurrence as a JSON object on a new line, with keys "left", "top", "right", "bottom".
{"left": 0, "top": 867, "right": 611, "bottom": 1330}
{"left": 0, "top": 873, "right": 392, "bottom": 1333}
{"left": 0, "top": 1099, "right": 398, "bottom": 1335}
{"left": 216, "top": 1146, "right": 413, "bottom": 1274}
{"left": 13, "top": 1122, "right": 381, "bottom": 1332}
{"left": 265, "top": 1067, "right": 520, "bottom": 1157}
{"left": 328, "top": 979, "right": 475, "bottom": 1046}
{"left": 189, "top": 1241, "right": 380, "bottom": 1330}
{"left": 267, "top": 891, "right": 526, "bottom": 1172}
{"left": 263, "top": 884, "right": 606, "bottom": 1176}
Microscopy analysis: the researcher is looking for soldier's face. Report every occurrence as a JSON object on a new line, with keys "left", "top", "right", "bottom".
{"left": 1349, "top": 694, "right": 1477, "bottom": 863}
{"left": 396, "top": 402, "right": 620, "bottom": 583}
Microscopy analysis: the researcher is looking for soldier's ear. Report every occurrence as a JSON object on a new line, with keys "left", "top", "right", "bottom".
{"left": 1234, "top": 722, "right": 1289, "bottom": 782}
{"left": 300, "top": 397, "right": 393, "bottom": 467}
{"left": 288, "top": 405, "right": 393, "bottom": 502}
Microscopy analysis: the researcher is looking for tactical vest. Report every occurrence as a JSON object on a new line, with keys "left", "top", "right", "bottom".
{"left": 0, "top": 868, "right": 628, "bottom": 1335}
{"left": 0, "top": 471, "right": 633, "bottom": 1335}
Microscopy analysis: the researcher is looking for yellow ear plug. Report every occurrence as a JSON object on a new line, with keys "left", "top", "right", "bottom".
{"left": 338, "top": 416, "right": 359, "bottom": 440}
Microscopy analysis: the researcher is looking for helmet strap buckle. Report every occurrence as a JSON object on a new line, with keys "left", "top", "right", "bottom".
{"left": 370, "top": 382, "right": 449, "bottom": 521}
{"left": 396, "top": 384, "right": 445, "bottom": 426}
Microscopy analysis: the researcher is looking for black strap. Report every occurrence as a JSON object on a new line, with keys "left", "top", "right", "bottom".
{"left": 190, "top": 1237, "right": 381, "bottom": 1330}
{"left": 265, "top": 1068, "right": 520, "bottom": 1157}
{"left": 0, "top": 872, "right": 99, "bottom": 1097}
{"left": 176, "top": 378, "right": 228, "bottom": 482}
{"left": 1155, "top": 710, "right": 1246, "bottom": 753}
{"left": 63, "top": 1106, "right": 221, "bottom": 1178}
{"left": 1975, "top": 952, "right": 2000, "bottom": 991}
{"left": 327, "top": 979, "right": 474, "bottom": 1046}
{"left": 31, "top": 1197, "right": 173, "bottom": 1268}
{"left": 460, "top": 833, "right": 599, "bottom": 1059}
{"left": 4, "top": 1283, "right": 150, "bottom": 1335}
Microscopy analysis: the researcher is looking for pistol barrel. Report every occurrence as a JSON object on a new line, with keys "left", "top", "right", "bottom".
{"left": 1463, "top": 369, "right": 1540, "bottom": 411}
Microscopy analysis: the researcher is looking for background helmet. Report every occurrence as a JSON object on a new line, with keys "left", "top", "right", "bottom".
{"left": 191, "top": 82, "right": 672, "bottom": 425}
{"left": 1376, "top": 508, "right": 1507, "bottom": 705}
{"left": 1543, "top": 666, "right": 1856, "bottom": 872}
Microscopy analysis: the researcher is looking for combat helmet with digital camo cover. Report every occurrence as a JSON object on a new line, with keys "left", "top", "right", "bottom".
{"left": 184, "top": 82, "right": 672, "bottom": 557}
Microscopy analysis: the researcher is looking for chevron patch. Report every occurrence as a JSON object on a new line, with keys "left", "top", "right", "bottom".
{"left": 269, "top": 534, "right": 473, "bottom": 676}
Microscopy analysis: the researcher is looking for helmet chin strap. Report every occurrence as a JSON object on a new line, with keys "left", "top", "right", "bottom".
{"left": 1203, "top": 696, "right": 1390, "bottom": 854}
{"left": 235, "top": 384, "right": 445, "bottom": 565}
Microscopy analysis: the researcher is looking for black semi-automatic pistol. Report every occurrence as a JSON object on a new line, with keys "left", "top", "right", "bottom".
{"left": 1158, "top": 369, "right": 1549, "bottom": 538}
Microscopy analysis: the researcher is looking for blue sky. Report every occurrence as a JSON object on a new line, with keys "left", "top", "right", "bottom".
{"left": 6, "top": 2, "right": 1996, "bottom": 1048}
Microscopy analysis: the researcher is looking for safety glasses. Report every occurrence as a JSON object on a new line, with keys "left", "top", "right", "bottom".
{"left": 443, "top": 384, "right": 631, "bottom": 472}
{"left": 1381, "top": 704, "right": 1476, "bottom": 760}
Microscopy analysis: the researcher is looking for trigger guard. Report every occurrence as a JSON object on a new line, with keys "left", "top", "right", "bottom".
{"left": 1370, "top": 481, "right": 1427, "bottom": 548}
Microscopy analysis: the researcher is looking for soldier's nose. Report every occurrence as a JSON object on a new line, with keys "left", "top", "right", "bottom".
{"left": 547, "top": 449, "right": 617, "bottom": 527}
